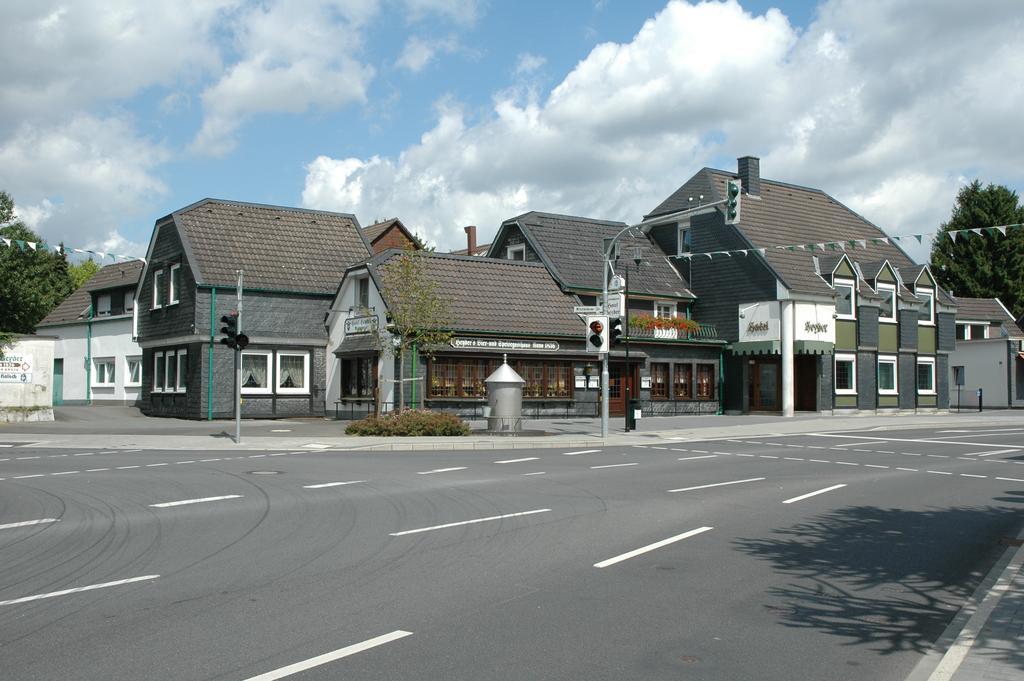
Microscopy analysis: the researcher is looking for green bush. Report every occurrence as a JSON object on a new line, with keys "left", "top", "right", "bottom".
{"left": 345, "top": 409, "right": 471, "bottom": 436}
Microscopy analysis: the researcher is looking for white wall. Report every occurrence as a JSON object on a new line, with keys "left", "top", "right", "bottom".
{"left": 947, "top": 338, "right": 1013, "bottom": 408}
{"left": 0, "top": 336, "right": 55, "bottom": 421}
{"left": 49, "top": 317, "right": 141, "bottom": 405}
{"left": 325, "top": 269, "right": 394, "bottom": 411}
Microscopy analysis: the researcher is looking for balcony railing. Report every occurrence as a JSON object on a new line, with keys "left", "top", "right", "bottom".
{"left": 627, "top": 323, "right": 718, "bottom": 340}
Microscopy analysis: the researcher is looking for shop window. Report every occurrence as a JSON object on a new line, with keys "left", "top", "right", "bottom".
{"left": 696, "top": 364, "right": 715, "bottom": 399}
{"left": 520, "top": 361, "right": 545, "bottom": 398}
{"left": 342, "top": 357, "right": 376, "bottom": 398}
{"left": 126, "top": 357, "right": 142, "bottom": 387}
{"left": 917, "top": 357, "right": 936, "bottom": 394}
{"left": 93, "top": 358, "right": 115, "bottom": 386}
{"left": 834, "top": 279, "right": 855, "bottom": 319}
{"left": 674, "top": 364, "right": 692, "bottom": 399}
{"left": 651, "top": 363, "right": 669, "bottom": 399}
{"left": 429, "top": 358, "right": 572, "bottom": 399}
{"left": 877, "top": 355, "right": 897, "bottom": 395}
{"left": 169, "top": 264, "right": 181, "bottom": 304}
{"left": 546, "top": 363, "right": 570, "bottom": 398}
{"left": 430, "top": 360, "right": 458, "bottom": 397}
{"left": 241, "top": 351, "right": 273, "bottom": 394}
{"left": 154, "top": 353, "right": 165, "bottom": 392}
{"left": 835, "top": 354, "right": 857, "bottom": 394}
{"left": 277, "top": 352, "right": 309, "bottom": 394}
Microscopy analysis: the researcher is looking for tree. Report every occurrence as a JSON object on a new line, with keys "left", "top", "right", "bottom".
{"left": 930, "top": 181, "right": 1024, "bottom": 318}
{"left": 0, "top": 191, "right": 75, "bottom": 334}
{"left": 69, "top": 259, "right": 100, "bottom": 290}
{"left": 371, "top": 251, "right": 453, "bottom": 412}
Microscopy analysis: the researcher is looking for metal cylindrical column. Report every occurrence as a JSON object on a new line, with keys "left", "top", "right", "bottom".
{"left": 781, "top": 299, "right": 794, "bottom": 417}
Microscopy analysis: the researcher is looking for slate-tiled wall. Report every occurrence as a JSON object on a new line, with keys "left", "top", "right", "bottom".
{"left": 137, "top": 222, "right": 198, "bottom": 340}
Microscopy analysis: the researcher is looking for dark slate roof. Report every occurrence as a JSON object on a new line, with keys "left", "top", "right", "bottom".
{"left": 368, "top": 251, "right": 582, "bottom": 336}
{"left": 38, "top": 260, "right": 144, "bottom": 326}
{"left": 171, "top": 199, "right": 370, "bottom": 294}
{"left": 500, "top": 211, "right": 693, "bottom": 298}
{"left": 954, "top": 297, "right": 1024, "bottom": 337}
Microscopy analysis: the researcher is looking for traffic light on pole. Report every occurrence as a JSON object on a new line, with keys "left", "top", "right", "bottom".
{"left": 610, "top": 317, "right": 624, "bottom": 346}
{"left": 725, "top": 178, "right": 742, "bottom": 224}
{"left": 220, "top": 313, "right": 238, "bottom": 349}
{"left": 586, "top": 315, "right": 609, "bottom": 353}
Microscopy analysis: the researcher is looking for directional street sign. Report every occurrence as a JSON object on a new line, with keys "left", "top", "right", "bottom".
{"left": 574, "top": 305, "right": 604, "bottom": 314}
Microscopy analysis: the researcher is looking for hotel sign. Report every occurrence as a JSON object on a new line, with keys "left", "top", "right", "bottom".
{"left": 738, "top": 301, "right": 780, "bottom": 342}
{"left": 0, "top": 354, "right": 32, "bottom": 383}
{"left": 344, "top": 315, "right": 377, "bottom": 335}
{"left": 451, "top": 338, "right": 559, "bottom": 352}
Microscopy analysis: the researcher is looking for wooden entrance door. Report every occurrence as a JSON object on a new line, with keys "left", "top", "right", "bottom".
{"left": 608, "top": 364, "right": 625, "bottom": 416}
{"left": 748, "top": 358, "right": 781, "bottom": 411}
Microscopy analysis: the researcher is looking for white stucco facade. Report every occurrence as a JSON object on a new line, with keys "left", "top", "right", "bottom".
{"left": 47, "top": 315, "right": 143, "bottom": 405}
{"left": 0, "top": 335, "right": 56, "bottom": 421}
{"left": 947, "top": 337, "right": 1024, "bottom": 410}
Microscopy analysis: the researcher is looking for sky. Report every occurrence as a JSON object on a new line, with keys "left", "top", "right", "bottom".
{"left": 1, "top": 0, "right": 1022, "bottom": 264}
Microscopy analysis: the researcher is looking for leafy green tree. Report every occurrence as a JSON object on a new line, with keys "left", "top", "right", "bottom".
{"left": 930, "top": 181, "right": 1024, "bottom": 318}
{"left": 69, "top": 258, "right": 100, "bottom": 289}
{"left": 0, "top": 191, "right": 74, "bottom": 333}
{"left": 371, "top": 251, "right": 453, "bottom": 412}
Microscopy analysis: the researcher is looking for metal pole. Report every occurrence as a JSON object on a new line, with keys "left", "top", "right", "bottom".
{"left": 601, "top": 252, "right": 610, "bottom": 438}
{"left": 624, "top": 261, "right": 631, "bottom": 432}
{"left": 235, "top": 270, "right": 243, "bottom": 444}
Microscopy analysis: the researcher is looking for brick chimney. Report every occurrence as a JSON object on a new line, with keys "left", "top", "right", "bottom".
{"left": 737, "top": 156, "right": 760, "bottom": 197}
{"left": 464, "top": 225, "right": 477, "bottom": 255}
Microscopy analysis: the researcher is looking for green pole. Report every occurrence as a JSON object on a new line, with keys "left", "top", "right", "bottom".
{"left": 86, "top": 303, "right": 93, "bottom": 402}
{"left": 208, "top": 287, "right": 215, "bottom": 420}
{"left": 411, "top": 342, "right": 417, "bottom": 409}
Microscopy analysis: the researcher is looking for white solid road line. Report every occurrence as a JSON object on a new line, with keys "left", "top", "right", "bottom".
{"left": 494, "top": 457, "right": 540, "bottom": 464}
{"left": 522, "top": 471, "right": 546, "bottom": 476}
{"left": 591, "top": 462, "right": 638, "bottom": 469}
{"left": 968, "top": 449, "right": 1019, "bottom": 457}
{"left": 594, "top": 526, "right": 713, "bottom": 568}
{"left": 0, "top": 518, "right": 60, "bottom": 531}
{"left": 562, "top": 449, "right": 601, "bottom": 456}
{"left": 416, "top": 467, "right": 467, "bottom": 475}
{"left": 389, "top": 509, "right": 550, "bottom": 536}
{"left": 0, "top": 575, "right": 160, "bottom": 607}
{"left": 668, "top": 477, "right": 766, "bottom": 493}
{"left": 149, "top": 494, "right": 243, "bottom": 508}
{"left": 242, "top": 630, "right": 413, "bottom": 681}
{"left": 303, "top": 481, "right": 365, "bottom": 489}
{"left": 677, "top": 455, "right": 718, "bottom": 461}
{"left": 782, "top": 484, "right": 846, "bottom": 505}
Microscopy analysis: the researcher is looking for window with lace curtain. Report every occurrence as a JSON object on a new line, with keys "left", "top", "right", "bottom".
{"left": 242, "top": 351, "right": 272, "bottom": 394}
{"left": 277, "top": 352, "right": 309, "bottom": 394}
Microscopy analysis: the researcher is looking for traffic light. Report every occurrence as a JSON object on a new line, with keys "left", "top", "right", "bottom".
{"left": 220, "top": 313, "right": 238, "bottom": 349}
{"left": 610, "top": 317, "right": 624, "bottom": 346}
{"left": 725, "top": 178, "right": 742, "bottom": 224}
{"left": 586, "top": 315, "right": 609, "bottom": 353}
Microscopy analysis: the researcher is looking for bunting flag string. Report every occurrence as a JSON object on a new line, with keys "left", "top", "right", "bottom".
{"left": 0, "top": 236, "right": 144, "bottom": 263}
{"left": 676, "top": 222, "right": 1024, "bottom": 261}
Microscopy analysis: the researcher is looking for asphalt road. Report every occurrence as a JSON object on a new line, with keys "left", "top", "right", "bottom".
{"left": 1, "top": 423, "right": 1022, "bottom": 680}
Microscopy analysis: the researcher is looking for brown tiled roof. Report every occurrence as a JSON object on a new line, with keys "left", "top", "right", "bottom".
{"left": 38, "top": 260, "right": 144, "bottom": 326}
{"left": 369, "top": 251, "right": 581, "bottom": 336}
{"left": 173, "top": 199, "right": 370, "bottom": 294}
{"left": 450, "top": 242, "right": 491, "bottom": 256}
{"left": 954, "top": 297, "right": 1024, "bottom": 337}
{"left": 362, "top": 219, "right": 399, "bottom": 243}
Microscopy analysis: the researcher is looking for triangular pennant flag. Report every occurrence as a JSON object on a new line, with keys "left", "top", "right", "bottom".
{"left": 14, "top": 239, "right": 26, "bottom": 251}
{"left": 828, "top": 242, "right": 838, "bottom": 251}
{"left": 738, "top": 249, "right": 748, "bottom": 256}
{"left": 996, "top": 226, "right": 1007, "bottom": 236}
{"left": 679, "top": 253, "right": 692, "bottom": 259}
{"left": 26, "top": 241, "right": 37, "bottom": 251}
{"left": 880, "top": 237, "right": 889, "bottom": 244}
{"left": 948, "top": 231, "right": 958, "bottom": 242}
{"left": 53, "top": 244, "right": 62, "bottom": 254}
{"left": 797, "top": 244, "right": 807, "bottom": 251}
{"left": 721, "top": 251, "right": 732, "bottom": 257}
{"left": 838, "top": 242, "right": 846, "bottom": 251}
{"left": 914, "top": 234, "right": 923, "bottom": 243}
{"left": 758, "top": 248, "right": 766, "bottom": 256}
{"left": 817, "top": 243, "right": 827, "bottom": 250}
{"left": 857, "top": 239, "right": 866, "bottom": 249}
{"left": 891, "top": 235, "right": 901, "bottom": 241}
{"left": 971, "top": 228, "right": 983, "bottom": 235}
{"left": 985, "top": 227, "right": 999, "bottom": 237}
{"left": 703, "top": 253, "right": 713, "bottom": 259}
{"left": 1, "top": 237, "right": 10, "bottom": 247}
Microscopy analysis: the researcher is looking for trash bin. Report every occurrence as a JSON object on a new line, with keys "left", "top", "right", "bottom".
{"left": 626, "top": 399, "right": 642, "bottom": 430}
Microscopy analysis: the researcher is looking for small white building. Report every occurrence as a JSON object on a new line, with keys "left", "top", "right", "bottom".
{"left": 948, "top": 297, "right": 1024, "bottom": 409}
{"left": 36, "top": 261, "right": 144, "bottom": 406}
{"left": 0, "top": 335, "right": 56, "bottom": 422}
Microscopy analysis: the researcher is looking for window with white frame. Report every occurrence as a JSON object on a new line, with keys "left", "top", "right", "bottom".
{"left": 834, "top": 279, "right": 856, "bottom": 319}
{"left": 877, "top": 355, "right": 898, "bottom": 395}
{"left": 154, "top": 353, "right": 165, "bottom": 392}
{"left": 93, "top": 358, "right": 115, "bottom": 386}
{"left": 169, "top": 264, "right": 181, "bottom": 304}
{"left": 126, "top": 357, "right": 142, "bottom": 387}
{"left": 241, "top": 351, "right": 273, "bottom": 394}
{"left": 917, "top": 287, "right": 934, "bottom": 325}
{"left": 506, "top": 244, "right": 526, "bottom": 261}
{"left": 276, "top": 352, "right": 309, "bottom": 394}
{"left": 96, "top": 293, "right": 112, "bottom": 316}
{"left": 165, "top": 349, "right": 177, "bottom": 392}
{"left": 176, "top": 351, "right": 188, "bottom": 392}
{"left": 877, "top": 283, "right": 896, "bottom": 322}
{"left": 357, "top": 276, "right": 369, "bottom": 309}
{"left": 917, "top": 357, "right": 936, "bottom": 394}
{"left": 677, "top": 224, "right": 691, "bottom": 254}
{"left": 835, "top": 353, "right": 857, "bottom": 394}
{"left": 153, "top": 270, "right": 165, "bottom": 308}
{"left": 655, "top": 302, "right": 675, "bottom": 318}
{"left": 956, "top": 322, "right": 988, "bottom": 340}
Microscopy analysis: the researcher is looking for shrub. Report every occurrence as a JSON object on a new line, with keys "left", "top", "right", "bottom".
{"left": 345, "top": 409, "right": 471, "bottom": 436}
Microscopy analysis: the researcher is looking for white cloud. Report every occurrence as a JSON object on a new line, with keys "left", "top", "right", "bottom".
{"left": 0, "top": 115, "right": 167, "bottom": 255}
{"left": 191, "top": 0, "right": 379, "bottom": 156}
{"left": 396, "top": 35, "right": 459, "bottom": 73}
{"left": 302, "top": 0, "right": 1024, "bottom": 255}
{"left": 514, "top": 53, "right": 546, "bottom": 76}
{"left": 403, "top": 0, "right": 479, "bottom": 26}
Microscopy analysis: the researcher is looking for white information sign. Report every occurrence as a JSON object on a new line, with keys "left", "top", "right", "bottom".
{"left": 451, "top": 338, "right": 559, "bottom": 352}
{"left": 738, "top": 301, "right": 781, "bottom": 343}
{"left": 573, "top": 305, "right": 604, "bottom": 315}
{"left": 795, "top": 303, "right": 836, "bottom": 343}
{"left": 0, "top": 354, "right": 33, "bottom": 384}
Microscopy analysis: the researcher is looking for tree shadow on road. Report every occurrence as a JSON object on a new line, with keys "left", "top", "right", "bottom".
{"left": 734, "top": 500, "right": 1024, "bottom": 669}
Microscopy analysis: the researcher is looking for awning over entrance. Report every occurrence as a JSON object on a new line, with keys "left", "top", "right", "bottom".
{"left": 729, "top": 340, "right": 834, "bottom": 356}
{"left": 333, "top": 334, "right": 377, "bottom": 356}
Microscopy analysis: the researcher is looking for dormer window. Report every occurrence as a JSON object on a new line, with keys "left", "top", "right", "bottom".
{"left": 834, "top": 278, "right": 856, "bottom": 320}
{"left": 655, "top": 302, "right": 675, "bottom": 318}
{"left": 96, "top": 293, "right": 111, "bottom": 316}
{"left": 677, "top": 224, "right": 691, "bottom": 255}
{"left": 506, "top": 244, "right": 526, "bottom": 261}
{"left": 357, "top": 276, "right": 369, "bottom": 308}
{"left": 877, "top": 283, "right": 896, "bottom": 322}
{"left": 917, "top": 287, "right": 934, "bottom": 325}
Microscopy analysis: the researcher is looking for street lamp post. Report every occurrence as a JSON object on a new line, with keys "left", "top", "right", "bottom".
{"left": 623, "top": 246, "right": 642, "bottom": 432}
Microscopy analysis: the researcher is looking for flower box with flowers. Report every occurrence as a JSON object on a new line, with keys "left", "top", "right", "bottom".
{"left": 628, "top": 314, "right": 700, "bottom": 339}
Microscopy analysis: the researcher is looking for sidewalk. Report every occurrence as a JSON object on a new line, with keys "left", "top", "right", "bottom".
{"left": 3, "top": 408, "right": 1023, "bottom": 451}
